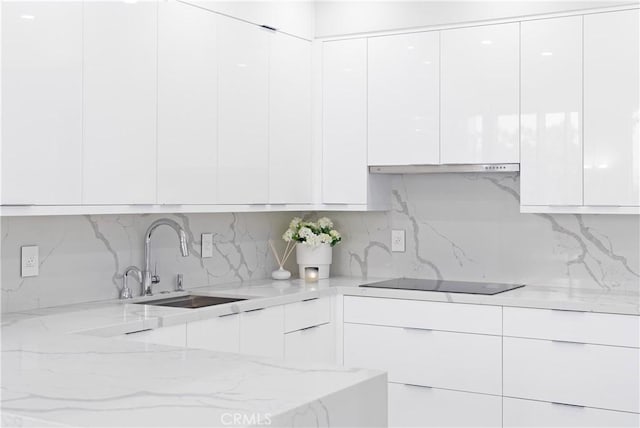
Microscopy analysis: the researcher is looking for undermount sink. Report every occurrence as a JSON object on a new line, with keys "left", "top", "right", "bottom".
{"left": 135, "top": 294, "right": 247, "bottom": 309}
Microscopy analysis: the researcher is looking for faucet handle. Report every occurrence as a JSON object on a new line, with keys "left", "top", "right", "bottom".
{"left": 151, "top": 262, "right": 160, "bottom": 285}
{"left": 176, "top": 273, "right": 184, "bottom": 292}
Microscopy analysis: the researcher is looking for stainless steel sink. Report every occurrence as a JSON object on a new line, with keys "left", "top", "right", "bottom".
{"left": 135, "top": 295, "right": 246, "bottom": 309}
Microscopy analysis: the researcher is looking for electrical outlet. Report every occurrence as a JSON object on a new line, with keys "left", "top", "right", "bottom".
{"left": 21, "top": 245, "right": 39, "bottom": 277}
{"left": 201, "top": 233, "right": 213, "bottom": 258}
{"left": 391, "top": 230, "right": 406, "bottom": 252}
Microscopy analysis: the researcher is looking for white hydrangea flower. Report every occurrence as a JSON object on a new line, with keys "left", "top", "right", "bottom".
{"left": 329, "top": 230, "right": 341, "bottom": 240}
{"left": 298, "top": 227, "right": 313, "bottom": 239}
{"left": 306, "top": 234, "right": 321, "bottom": 247}
{"left": 289, "top": 217, "right": 302, "bottom": 229}
{"left": 282, "top": 229, "right": 294, "bottom": 242}
{"left": 317, "top": 217, "right": 333, "bottom": 229}
{"left": 319, "top": 233, "right": 332, "bottom": 244}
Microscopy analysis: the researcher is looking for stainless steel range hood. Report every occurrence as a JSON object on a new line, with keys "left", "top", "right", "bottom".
{"left": 369, "top": 164, "right": 520, "bottom": 174}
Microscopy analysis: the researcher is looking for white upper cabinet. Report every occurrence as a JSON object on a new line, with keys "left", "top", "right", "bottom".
{"left": 322, "top": 39, "right": 368, "bottom": 204}
{"left": 157, "top": 1, "right": 218, "bottom": 205}
{"left": 1, "top": 2, "right": 83, "bottom": 205}
{"left": 520, "top": 16, "right": 583, "bottom": 207}
{"left": 368, "top": 32, "right": 440, "bottom": 166}
{"left": 82, "top": 1, "right": 158, "bottom": 205}
{"left": 183, "top": 1, "right": 314, "bottom": 40}
{"left": 269, "top": 33, "right": 313, "bottom": 204}
{"left": 584, "top": 10, "right": 640, "bottom": 207}
{"left": 441, "top": 23, "right": 519, "bottom": 164}
{"left": 217, "top": 18, "right": 269, "bottom": 204}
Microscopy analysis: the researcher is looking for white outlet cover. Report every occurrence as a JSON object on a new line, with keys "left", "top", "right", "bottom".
{"left": 201, "top": 233, "right": 214, "bottom": 258}
{"left": 21, "top": 245, "right": 39, "bottom": 277}
{"left": 391, "top": 230, "right": 406, "bottom": 253}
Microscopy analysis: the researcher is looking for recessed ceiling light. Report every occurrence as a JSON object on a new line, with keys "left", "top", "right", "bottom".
{"left": 481, "top": 40, "right": 492, "bottom": 45}
{"left": 541, "top": 51, "right": 553, "bottom": 56}
{"left": 20, "top": 14, "right": 35, "bottom": 20}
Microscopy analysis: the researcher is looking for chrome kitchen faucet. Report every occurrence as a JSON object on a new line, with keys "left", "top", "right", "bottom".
{"left": 142, "top": 218, "right": 189, "bottom": 296}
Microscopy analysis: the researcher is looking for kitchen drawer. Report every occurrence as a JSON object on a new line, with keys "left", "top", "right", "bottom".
{"left": 344, "top": 296, "right": 501, "bottom": 335}
{"left": 186, "top": 313, "right": 240, "bottom": 353}
{"left": 504, "top": 307, "right": 640, "bottom": 347}
{"left": 389, "top": 383, "right": 502, "bottom": 428}
{"left": 240, "top": 305, "right": 284, "bottom": 359}
{"left": 119, "top": 324, "right": 186, "bottom": 348}
{"left": 504, "top": 397, "right": 640, "bottom": 427}
{"left": 284, "top": 322, "right": 335, "bottom": 364}
{"left": 284, "top": 296, "right": 331, "bottom": 333}
{"left": 344, "top": 323, "right": 502, "bottom": 395}
{"left": 503, "top": 337, "right": 640, "bottom": 413}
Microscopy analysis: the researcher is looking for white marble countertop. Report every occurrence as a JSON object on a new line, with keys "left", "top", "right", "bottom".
{"left": 2, "top": 276, "right": 638, "bottom": 427}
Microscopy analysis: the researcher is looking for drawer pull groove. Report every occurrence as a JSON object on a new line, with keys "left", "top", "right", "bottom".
{"left": 551, "top": 339, "right": 586, "bottom": 345}
{"left": 218, "top": 312, "right": 239, "bottom": 318}
{"left": 125, "top": 328, "right": 152, "bottom": 335}
{"left": 403, "top": 327, "right": 433, "bottom": 333}
{"left": 403, "top": 383, "right": 433, "bottom": 389}
{"left": 244, "top": 308, "right": 265, "bottom": 313}
{"left": 551, "top": 402, "right": 586, "bottom": 409}
{"left": 302, "top": 297, "right": 319, "bottom": 302}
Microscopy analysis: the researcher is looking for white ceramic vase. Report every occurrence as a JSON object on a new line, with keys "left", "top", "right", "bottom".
{"left": 296, "top": 243, "right": 332, "bottom": 279}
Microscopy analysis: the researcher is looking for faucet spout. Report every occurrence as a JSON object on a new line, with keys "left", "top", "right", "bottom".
{"left": 143, "top": 218, "right": 190, "bottom": 296}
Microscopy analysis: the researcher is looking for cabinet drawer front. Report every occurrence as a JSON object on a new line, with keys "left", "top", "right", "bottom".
{"left": 284, "top": 323, "right": 335, "bottom": 365}
{"left": 120, "top": 324, "right": 186, "bottom": 348}
{"left": 503, "top": 337, "right": 640, "bottom": 413}
{"left": 504, "top": 397, "right": 640, "bottom": 427}
{"left": 504, "top": 307, "right": 640, "bottom": 347}
{"left": 344, "top": 323, "right": 502, "bottom": 395}
{"left": 240, "top": 306, "right": 284, "bottom": 359}
{"left": 344, "top": 296, "right": 501, "bottom": 335}
{"left": 284, "top": 297, "right": 331, "bottom": 333}
{"left": 389, "top": 383, "right": 502, "bottom": 428}
{"left": 186, "top": 314, "right": 240, "bottom": 353}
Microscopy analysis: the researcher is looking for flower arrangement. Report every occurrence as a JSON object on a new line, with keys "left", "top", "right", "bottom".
{"left": 283, "top": 217, "right": 342, "bottom": 247}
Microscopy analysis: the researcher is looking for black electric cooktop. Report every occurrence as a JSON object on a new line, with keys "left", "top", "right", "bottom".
{"left": 360, "top": 278, "right": 525, "bottom": 295}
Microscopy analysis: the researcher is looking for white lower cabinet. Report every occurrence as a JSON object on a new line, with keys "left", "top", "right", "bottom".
{"left": 186, "top": 314, "right": 240, "bottom": 353}
{"left": 389, "top": 383, "right": 502, "bottom": 428}
{"left": 503, "top": 336, "right": 640, "bottom": 413}
{"left": 284, "top": 323, "right": 335, "bottom": 365}
{"left": 503, "top": 397, "right": 640, "bottom": 428}
{"left": 119, "top": 324, "right": 187, "bottom": 348}
{"left": 240, "top": 306, "right": 285, "bottom": 359}
{"left": 344, "top": 323, "right": 502, "bottom": 395}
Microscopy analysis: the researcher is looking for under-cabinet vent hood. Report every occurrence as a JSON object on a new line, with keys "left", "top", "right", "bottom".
{"left": 369, "top": 164, "right": 520, "bottom": 174}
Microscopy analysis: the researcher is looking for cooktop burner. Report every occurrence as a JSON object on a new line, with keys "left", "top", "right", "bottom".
{"left": 360, "top": 278, "right": 525, "bottom": 295}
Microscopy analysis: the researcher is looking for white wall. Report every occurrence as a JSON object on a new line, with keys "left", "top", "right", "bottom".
{"left": 315, "top": 0, "right": 637, "bottom": 37}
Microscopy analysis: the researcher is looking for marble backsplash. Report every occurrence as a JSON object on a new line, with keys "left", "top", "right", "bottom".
{"left": 329, "top": 173, "right": 640, "bottom": 292}
{"left": 2, "top": 173, "right": 639, "bottom": 313}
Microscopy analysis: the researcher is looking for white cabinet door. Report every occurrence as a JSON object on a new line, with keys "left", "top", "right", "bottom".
{"left": 389, "top": 383, "right": 502, "bottom": 428}
{"left": 120, "top": 325, "right": 187, "bottom": 348}
{"left": 269, "top": 33, "right": 312, "bottom": 204}
{"left": 157, "top": 1, "right": 217, "bottom": 204}
{"left": 504, "top": 397, "right": 640, "bottom": 428}
{"left": 503, "top": 337, "right": 640, "bottom": 413}
{"left": 186, "top": 314, "right": 240, "bottom": 353}
{"left": 322, "top": 39, "right": 368, "bottom": 204}
{"left": 82, "top": 1, "right": 158, "bottom": 205}
{"left": 284, "top": 323, "right": 335, "bottom": 364}
{"left": 584, "top": 10, "right": 640, "bottom": 206}
{"left": 520, "top": 16, "right": 583, "bottom": 206}
{"left": 1, "top": 2, "right": 83, "bottom": 205}
{"left": 441, "top": 23, "right": 519, "bottom": 164}
{"left": 344, "top": 323, "right": 502, "bottom": 395}
{"left": 240, "top": 306, "right": 284, "bottom": 359}
{"left": 368, "top": 32, "right": 440, "bottom": 166}
{"left": 217, "top": 18, "right": 269, "bottom": 204}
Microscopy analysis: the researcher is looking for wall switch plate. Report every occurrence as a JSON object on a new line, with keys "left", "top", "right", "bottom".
{"left": 391, "top": 230, "right": 406, "bottom": 252}
{"left": 21, "top": 245, "right": 39, "bottom": 277}
{"left": 201, "top": 233, "right": 214, "bottom": 258}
